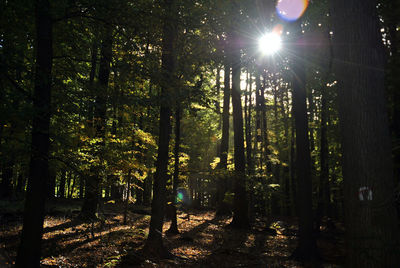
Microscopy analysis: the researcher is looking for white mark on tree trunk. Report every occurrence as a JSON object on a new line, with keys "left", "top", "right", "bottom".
{"left": 359, "top": 186, "right": 372, "bottom": 201}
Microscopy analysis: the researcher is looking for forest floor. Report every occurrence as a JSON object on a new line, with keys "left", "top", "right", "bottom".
{"left": 0, "top": 200, "right": 345, "bottom": 267}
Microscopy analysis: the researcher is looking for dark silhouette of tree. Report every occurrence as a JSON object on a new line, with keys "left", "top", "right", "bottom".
{"left": 332, "top": 0, "right": 400, "bottom": 266}
{"left": 16, "top": 0, "right": 53, "bottom": 266}
{"left": 142, "top": 0, "right": 177, "bottom": 257}
{"left": 230, "top": 8, "right": 249, "bottom": 227}
{"left": 168, "top": 104, "right": 181, "bottom": 234}
{"left": 216, "top": 41, "right": 231, "bottom": 214}
{"left": 219, "top": 46, "right": 231, "bottom": 170}
{"left": 290, "top": 26, "right": 318, "bottom": 261}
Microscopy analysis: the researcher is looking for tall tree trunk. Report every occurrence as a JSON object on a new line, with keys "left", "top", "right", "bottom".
{"left": 230, "top": 28, "right": 249, "bottom": 228}
{"left": 290, "top": 27, "right": 318, "bottom": 261}
{"left": 143, "top": 0, "right": 177, "bottom": 257}
{"left": 219, "top": 54, "right": 230, "bottom": 169}
{"left": 332, "top": 0, "right": 400, "bottom": 266}
{"left": 261, "top": 72, "right": 271, "bottom": 173}
{"left": 255, "top": 66, "right": 262, "bottom": 170}
{"left": 280, "top": 85, "right": 291, "bottom": 215}
{"left": 16, "top": 0, "right": 52, "bottom": 266}
{"left": 245, "top": 70, "right": 255, "bottom": 222}
{"left": 245, "top": 70, "right": 253, "bottom": 174}
{"left": 287, "top": 82, "right": 297, "bottom": 216}
{"left": 307, "top": 88, "right": 315, "bottom": 153}
{"left": 271, "top": 76, "right": 281, "bottom": 215}
{"left": 81, "top": 27, "right": 112, "bottom": 219}
{"left": 168, "top": 104, "right": 181, "bottom": 234}
{"left": 216, "top": 66, "right": 221, "bottom": 130}
{"left": 216, "top": 48, "right": 231, "bottom": 213}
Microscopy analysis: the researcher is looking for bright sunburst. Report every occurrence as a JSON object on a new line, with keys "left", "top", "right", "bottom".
{"left": 258, "top": 32, "right": 282, "bottom": 56}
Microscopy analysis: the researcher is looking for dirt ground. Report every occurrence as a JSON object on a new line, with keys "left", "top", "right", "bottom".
{"left": 0, "top": 204, "right": 345, "bottom": 267}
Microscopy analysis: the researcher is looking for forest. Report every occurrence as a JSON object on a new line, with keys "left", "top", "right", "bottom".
{"left": 1, "top": 0, "right": 399, "bottom": 267}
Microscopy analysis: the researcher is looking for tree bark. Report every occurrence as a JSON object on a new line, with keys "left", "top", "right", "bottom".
{"left": 216, "top": 47, "right": 231, "bottom": 213}
{"left": 230, "top": 28, "right": 249, "bottom": 228}
{"left": 143, "top": 0, "right": 177, "bottom": 257}
{"left": 245, "top": 70, "right": 253, "bottom": 174}
{"left": 16, "top": 0, "right": 52, "bottom": 266}
{"left": 168, "top": 104, "right": 181, "bottom": 234}
{"left": 290, "top": 26, "right": 318, "bottom": 261}
{"left": 332, "top": 0, "right": 400, "bottom": 266}
{"left": 216, "top": 66, "right": 221, "bottom": 129}
{"left": 261, "top": 72, "right": 271, "bottom": 173}
{"left": 316, "top": 39, "right": 333, "bottom": 230}
{"left": 280, "top": 85, "right": 291, "bottom": 215}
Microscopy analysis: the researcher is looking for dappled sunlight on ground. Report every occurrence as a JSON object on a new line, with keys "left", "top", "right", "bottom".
{"left": 0, "top": 208, "right": 344, "bottom": 267}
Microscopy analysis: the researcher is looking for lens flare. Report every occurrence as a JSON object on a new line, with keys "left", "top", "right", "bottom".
{"left": 259, "top": 32, "right": 282, "bottom": 55}
{"left": 177, "top": 192, "right": 184, "bottom": 202}
{"left": 276, "top": 0, "right": 308, "bottom": 22}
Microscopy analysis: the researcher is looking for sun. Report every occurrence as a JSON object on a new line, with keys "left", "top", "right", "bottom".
{"left": 258, "top": 32, "right": 282, "bottom": 55}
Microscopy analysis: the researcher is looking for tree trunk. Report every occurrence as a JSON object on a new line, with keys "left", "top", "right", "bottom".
{"left": 143, "top": 0, "right": 177, "bottom": 257}
{"left": 271, "top": 76, "right": 281, "bottom": 215}
{"left": 245, "top": 70, "right": 253, "bottom": 175}
{"left": 59, "top": 171, "right": 66, "bottom": 198}
{"left": 280, "top": 85, "right": 291, "bottom": 215}
{"left": 289, "top": 107, "right": 296, "bottom": 216}
{"left": 66, "top": 172, "right": 72, "bottom": 198}
{"left": 290, "top": 27, "right": 318, "bottom": 261}
{"left": 168, "top": 105, "right": 181, "bottom": 234}
{"left": 316, "top": 40, "right": 333, "bottom": 231}
{"left": 0, "top": 159, "right": 14, "bottom": 199}
{"left": 216, "top": 48, "right": 231, "bottom": 213}
{"left": 87, "top": 38, "right": 98, "bottom": 128}
{"left": 316, "top": 88, "right": 330, "bottom": 229}
{"left": 219, "top": 53, "right": 230, "bottom": 169}
{"left": 16, "top": 173, "right": 26, "bottom": 197}
{"left": 68, "top": 174, "right": 76, "bottom": 199}
{"left": 216, "top": 66, "right": 221, "bottom": 132}
{"left": 261, "top": 72, "right": 271, "bottom": 173}
{"left": 123, "top": 170, "right": 131, "bottom": 225}
{"left": 16, "top": 0, "right": 52, "bottom": 266}
{"left": 79, "top": 176, "right": 84, "bottom": 199}
{"left": 332, "top": 0, "right": 400, "bottom": 266}
{"left": 255, "top": 66, "right": 262, "bottom": 170}
{"left": 143, "top": 176, "right": 152, "bottom": 206}
{"left": 230, "top": 29, "right": 249, "bottom": 228}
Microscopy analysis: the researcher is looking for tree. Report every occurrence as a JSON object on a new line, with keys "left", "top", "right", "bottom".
{"left": 167, "top": 104, "right": 181, "bottom": 234}
{"left": 219, "top": 46, "right": 231, "bottom": 170}
{"left": 142, "top": 0, "right": 178, "bottom": 257}
{"left": 229, "top": 2, "right": 249, "bottom": 227}
{"left": 16, "top": 0, "right": 53, "bottom": 266}
{"left": 331, "top": 0, "right": 400, "bottom": 266}
{"left": 215, "top": 41, "right": 231, "bottom": 213}
{"left": 290, "top": 24, "right": 318, "bottom": 261}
